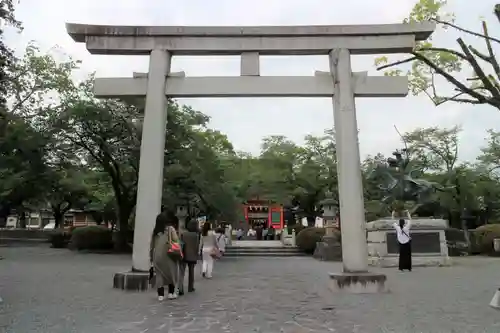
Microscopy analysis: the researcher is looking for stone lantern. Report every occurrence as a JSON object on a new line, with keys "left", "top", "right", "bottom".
{"left": 176, "top": 203, "right": 188, "bottom": 234}
{"left": 313, "top": 192, "right": 342, "bottom": 261}
{"left": 321, "top": 195, "right": 338, "bottom": 238}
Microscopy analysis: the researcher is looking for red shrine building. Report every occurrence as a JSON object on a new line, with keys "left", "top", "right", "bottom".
{"left": 242, "top": 198, "right": 284, "bottom": 230}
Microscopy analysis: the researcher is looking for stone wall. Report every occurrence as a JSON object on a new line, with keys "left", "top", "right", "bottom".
{"left": 0, "top": 229, "right": 51, "bottom": 243}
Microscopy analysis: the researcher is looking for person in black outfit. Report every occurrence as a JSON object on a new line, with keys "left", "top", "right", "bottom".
{"left": 178, "top": 220, "right": 200, "bottom": 295}
{"left": 255, "top": 224, "right": 263, "bottom": 240}
{"left": 268, "top": 225, "right": 275, "bottom": 240}
{"left": 392, "top": 212, "right": 412, "bottom": 272}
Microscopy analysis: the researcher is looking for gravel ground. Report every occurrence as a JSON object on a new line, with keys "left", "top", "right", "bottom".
{"left": 1, "top": 245, "right": 499, "bottom": 333}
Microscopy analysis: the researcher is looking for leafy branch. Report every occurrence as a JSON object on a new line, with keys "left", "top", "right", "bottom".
{"left": 375, "top": 3, "right": 500, "bottom": 110}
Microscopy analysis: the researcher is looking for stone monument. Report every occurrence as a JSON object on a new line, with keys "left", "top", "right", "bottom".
{"left": 65, "top": 21, "right": 435, "bottom": 292}
{"left": 366, "top": 149, "right": 451, "bottom": 267}
{"left": 314, "top": 193, "right": 342, "bottom": 261}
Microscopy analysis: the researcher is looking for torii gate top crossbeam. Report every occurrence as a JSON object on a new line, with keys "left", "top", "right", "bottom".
{"left": 66, "top": 22, "right": 435, "bottom": 56}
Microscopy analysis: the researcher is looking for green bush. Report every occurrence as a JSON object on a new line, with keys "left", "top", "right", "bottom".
{"left": 296, "top": 227, "right": 330, "bottom": 254}
{"left": 473, "top": 224, "right": 500, "bottom": 255}
{"left": 70, "top": 225, "right": 113, "bottom": 251}
{"left": 49, "top": 231, "right": 71, "bottom": 248}
{"left": 445, "top": 228, "right": 469, "bottom": 256}
{"left": 287, "top": 224, "right": 308, "bottom": 235}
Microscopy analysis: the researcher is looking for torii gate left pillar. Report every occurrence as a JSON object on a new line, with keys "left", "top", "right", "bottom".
{"left": 66, "top": 22, "right": 435, "bottom": 293}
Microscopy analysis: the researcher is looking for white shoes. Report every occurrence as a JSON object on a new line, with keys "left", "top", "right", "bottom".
{"left": 158, "top": 287, "right": 179, "bottom": 301}
{"left": 158, "top": 294, "right": 178, "bottom": 301}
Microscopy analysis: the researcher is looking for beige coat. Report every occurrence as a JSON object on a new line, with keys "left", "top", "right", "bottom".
{"left": 151, "top": 226, "right": 179, "bottom": 289}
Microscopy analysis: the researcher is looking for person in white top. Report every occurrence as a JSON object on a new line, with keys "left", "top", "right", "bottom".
{"left": 215, "top": 227, "right": 227, "bottom": 255}
{"left": 392, "top": 210, "right": 412, "bottom": 272}
{"left": 200, "top": 223, "right": 219, "bottom": 279}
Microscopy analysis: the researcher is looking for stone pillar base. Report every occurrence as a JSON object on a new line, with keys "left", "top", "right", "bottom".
{"left": 113, "top": 271, "right": 151, "bottom": 291}
{"left": 313, "top": 238, "right": 342, "bottom": 261}
{"left": 490, "top": 288, "right": 500, "bottom": 309}
{"left": 329, "top": 272, "right": 387, "bottom": 294}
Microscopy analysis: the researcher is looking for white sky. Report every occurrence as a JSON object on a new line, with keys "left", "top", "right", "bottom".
{"left": 5, "top": 0, "right": 500, "bottom": 160}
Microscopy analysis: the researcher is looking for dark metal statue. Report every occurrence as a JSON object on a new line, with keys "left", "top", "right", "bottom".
{"left": 369, "top": 148, "right": 447, "bottom": 214}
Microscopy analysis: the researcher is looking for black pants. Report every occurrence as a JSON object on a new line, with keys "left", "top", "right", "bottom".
{"left": 179, "top": 261, "right": 195, "bottom": 293}
{"left": 399, "top": 241, "right": 412, "bottom": 271}
{"left": 157, "top": 284, "right": 175, "bottom": 297}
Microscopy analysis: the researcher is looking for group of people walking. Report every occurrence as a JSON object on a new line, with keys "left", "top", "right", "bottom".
{"left": 150, "top": 212, "right": 227, "bottom": 301}
{"left": 150, "top": 208, "right": 412, "bottom": 301}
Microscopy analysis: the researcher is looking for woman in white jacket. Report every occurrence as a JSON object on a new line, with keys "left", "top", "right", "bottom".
{"left": 215, "top": 227, "right": 227, "bottom": 256}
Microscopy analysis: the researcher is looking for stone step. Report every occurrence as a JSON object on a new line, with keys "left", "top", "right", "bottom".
{"left": 224, "top": 251, "right": 307, "bottom": 257}
{"left": 225, "top": 246, "right": 305, "bottom": 257}
{"left": 226, "top": 247, "right": 300, "bottom": 252}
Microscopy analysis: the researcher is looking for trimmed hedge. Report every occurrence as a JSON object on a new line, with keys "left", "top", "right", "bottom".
{"left": 473, "top": 224, "right": 500, "bottom": 255}
{"left": 49, "top": 231, "right": 72, "bottom": 248}
{"left": 445, "top": 228, "right": 469, "bottom": 256}
{"left": 70, "top": 225, "right": 113, "bottom": 251}
{"left": 295, "top": 227, "right": 340, "bottom": 254}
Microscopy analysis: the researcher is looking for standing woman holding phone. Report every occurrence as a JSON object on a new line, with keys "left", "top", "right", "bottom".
{"left": 392, "top": 209, "right": 412, "bottom": 272}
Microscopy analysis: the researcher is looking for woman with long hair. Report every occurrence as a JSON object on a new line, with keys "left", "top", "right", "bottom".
{"left": 392, "top": 210, "right": 412, "bottom": 272}
{"left": 200, "top": 222, "right": 219, "bottom": 278}
{"left": 150, "top": 212, "right": 180, "bottom": 301}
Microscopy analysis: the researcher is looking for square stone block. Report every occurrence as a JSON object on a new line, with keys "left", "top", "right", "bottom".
{"left": 113, "top": 271, "right": 150, "bottom": 291}
{"left": 367, "top": 218, "right": 451, "bottom": 268}
{"left": 329, "top": 272, "right": 387, "bottom": 293}
{"left": 313, "top": 238, "right": 342, "bottom": 261}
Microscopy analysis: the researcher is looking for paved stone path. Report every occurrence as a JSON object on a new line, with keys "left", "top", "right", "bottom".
{"left": 1, "top": 245, "right": 500, "bottom": 333}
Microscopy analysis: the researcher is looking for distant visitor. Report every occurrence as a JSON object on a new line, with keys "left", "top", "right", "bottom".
{"left": 392, "top": 210, "right": 412, "bottom": 272}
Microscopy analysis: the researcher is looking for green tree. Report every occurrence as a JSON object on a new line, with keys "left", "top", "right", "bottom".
{"left": 403, "top": 126, "right": 461, "bottom": 172}
{"left": 84, "top": 170, "right": 117, "bottom": 226}
{"left": 476, "top": 129, "right": 500, "bottom": 222}
{"left": 0, "top": 116, "right": 48, "bottom": 224}
{"left": 0, "top": 44, "right": 80, "bottom": 226}
{"left": 248, "top": 131, "right": 337, "bottom": 226}
{"left": 375, "top": 0, "right": 500, "bottom": 110}
{"left": 163, "top": 123, "right": 239, "bottom": 222}
{"left": 6, "top": 44, "right": 78, "bottom": 117}
{"left": 0, "top": 0, "right": 22, "bottom": 124}
{"left": 51, "top": 91, "right": 142, "bottom": 247}
{"left": 44, "top": 165, "right": 90, "bottom": 229}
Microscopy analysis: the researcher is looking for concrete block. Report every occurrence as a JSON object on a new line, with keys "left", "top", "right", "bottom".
{"left": 113, "top": 271, "right": 151, "bottom": 291}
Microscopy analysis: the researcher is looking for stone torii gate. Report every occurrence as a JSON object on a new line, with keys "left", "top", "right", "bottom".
{"left": 66, "top": 22, "right": 435, "bottom": 293}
